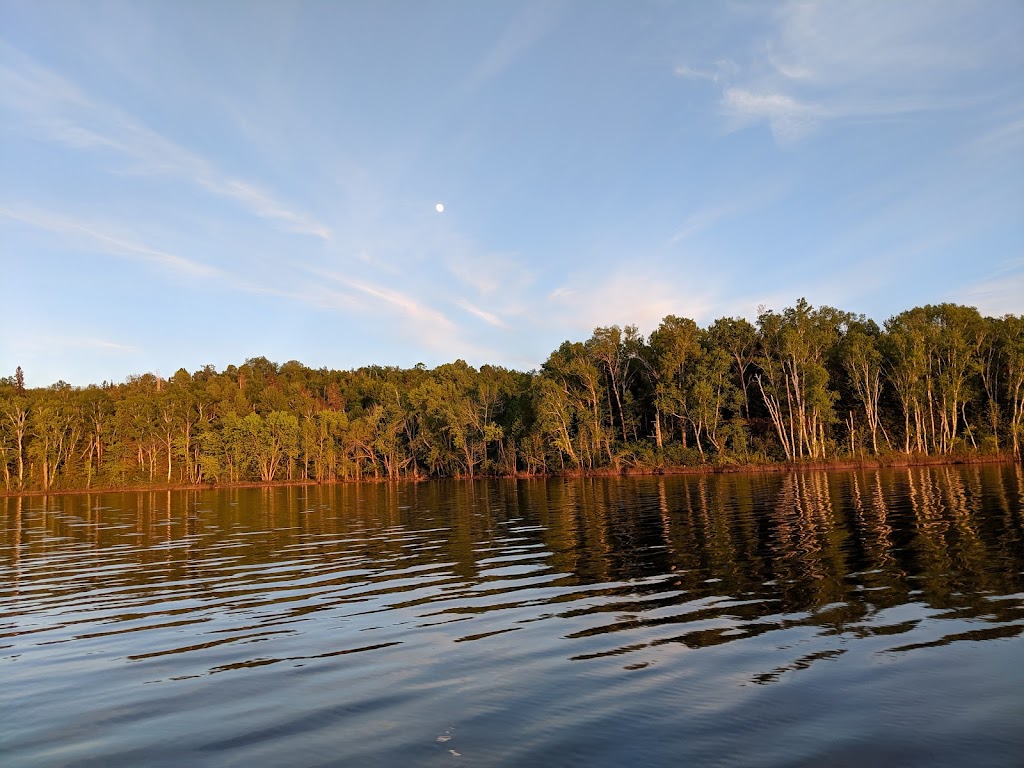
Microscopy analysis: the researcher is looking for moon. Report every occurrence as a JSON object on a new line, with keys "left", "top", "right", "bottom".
{"left": 435, "top": 203, "right": 445, "bottom": 213}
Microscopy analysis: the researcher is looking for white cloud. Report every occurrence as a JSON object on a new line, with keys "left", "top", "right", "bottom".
{"left": 545, "top": 269, "right": 715, "bottom": 337}
{"left": 965, "top": 114, "right": 1024, "bottom": 155}
{"left": 548, "top": 286, "right": 576, "bottom": 301}
{"left": 669, "top": 184, "right": 786, "bottom": 246}
{"left": 209, "top": 180, "right": 332, "bottom": 241}
{"left": 307, "top": 268, "right": 494, "bottom": 359}
{"left": 444, "top": 245, "right": 533, "bottom": 297}
{"left": 0, "top": 43, "right": 331, "bottom": 240}
{"left": 723, "top": 87, "right": 814, "bottom": 117}
{"left": 456, "top": 299, "right": 507, "bottom": 328}
{"left": 0, "top": 206, "right": 224, "bottom": 279}
{"left": 346, "top": 278, "right": 455, "bottom": 331}
{"left": 700, "top": 0, "right": 1020, "bottom": 144}
{"left": 722, "top": 87, "right": 821, "bottom": 141}
{"left": 460, "top": 1, "right": 564, "bottom": 96}
{"left": 9, "top": 333, "right": 138, "bottom": 356}
{"left": 7, "top": 334, "right": 138, "bottom": 355}
{"left": 53, "top": 337, "right": 138, "bottom": 353}
{"left": 674, "top": 62, "right": 735, "bottom": 83}
{"left": 963, "top": 260, "right": 1024, "bottom": 317}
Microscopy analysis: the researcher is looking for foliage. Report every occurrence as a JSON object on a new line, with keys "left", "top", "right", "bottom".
{"left": 2, "top": 300, "right": 1021, "bottom": 492}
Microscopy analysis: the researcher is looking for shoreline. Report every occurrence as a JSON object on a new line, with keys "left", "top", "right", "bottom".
{"left": 1, "top": 453, "right": 1018, "bottom": 499}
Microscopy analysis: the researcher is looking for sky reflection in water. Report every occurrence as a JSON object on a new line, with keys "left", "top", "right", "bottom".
{"left": 2, "top": 465, "right": 1023, "bottom": 767}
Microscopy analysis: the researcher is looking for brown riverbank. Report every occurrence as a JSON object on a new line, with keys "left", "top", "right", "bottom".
{"left": 1, "top": 453, "right": 1018, "bottom": 499}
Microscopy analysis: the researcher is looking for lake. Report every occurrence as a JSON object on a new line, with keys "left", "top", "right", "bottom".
{"left": 2, "top": 466, "right": 1023, "bottom": 767}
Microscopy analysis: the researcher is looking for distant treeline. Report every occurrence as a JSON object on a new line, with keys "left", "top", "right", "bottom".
{"left": 2, "top": 299, "right": 1023, "bottom": 492}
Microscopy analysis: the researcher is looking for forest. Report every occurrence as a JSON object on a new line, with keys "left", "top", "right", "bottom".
{"left": 2, "top": 299, "right": 1023, "bottom": 493}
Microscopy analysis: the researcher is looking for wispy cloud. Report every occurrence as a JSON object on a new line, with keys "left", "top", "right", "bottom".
{"left": 965, "top": 113, "right": 1024, "bottom": 155}
{"left": 671, "top": 200, "right": 753, "bottom": 245}
{"left": 444, "top": 245, "right": 533, "bottom": 297}
{"left": 669, "top": 183, "right": 786, "bottom": 246}
{"left": 208, "top": 180, "right": 332, "bottom": 240}
{"left": 545, "top": 269, "right": 715, "bottom": 336}
{"left": 4, "top": 331, "right": 141, "bottom": 388}
{"left": 1, "top": 206, "right": 224, "bottom": 278}
{"left": 58, "top": 337, "right": 138, "bottom": 353}
{"left": 673, "top": 60, "right": 737, "bottom": 84}
{"left": 345, "top": 277, "right": 456, "bottom": 331}
{"left": 685, "top": 0, "right": 1020, "bottom": 144}
{"left": 12, "top": 333, "right": 138, "bottom": 354}
{"left": 456, "top": 298, "right": 507, "bottom": 328}
{"left": 307, "top": 267, "right": 492, "bottom": 358}
{"left": 460, "top": 1, "right": 564, "bottom": 96}
{"left": 722, "top": 87, "right": 819, "bottom": 142}
{"left": 0, "top": 42, "right": 331, "bottom": 240}
{"left": 723, "top": 87, "right": 976, "bottom": 143}
{"left": 963, "top": 258, "right": 1024, "bottom": 317}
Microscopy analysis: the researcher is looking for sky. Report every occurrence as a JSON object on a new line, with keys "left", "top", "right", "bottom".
{"left": 1, "top": 1, "right": 1022, "bottom": 388}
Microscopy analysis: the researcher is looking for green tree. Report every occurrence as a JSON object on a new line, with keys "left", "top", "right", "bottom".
{"left": 79, "top": 386, "right": 113, "bottom": 488}
{"left": 977, "top": 316, "right": 1006, "bottom": 450}
{"left": 539, "top": 342, "right": 606, "bottom": 468}
{"left": 647, "top": 315, "right": 702, "bottom": 451}
{"left": 0, "top": 394, "right": 29, "bottom": 490}
{"left": 305, "top": 409, "right": 348, "bottom": 481}
{"left": 885, "top": 309, "right": 931, "bottom": 453}
{"left": 586, "top": 325, "right": 642, "bottom": 443}
{"left": 28, "top": 385, "right": 83, "bottom": 489}
{"left": 706, "top": 317, "right": 758, "bottom": 420}
{"left": 248, "top": 411, "right": 299, "bottom": 482}
{"left": 684, "top": 344, "right": 734, "bottom": 459}
{"left": 1002, "top": 315, "right": 1024, "bottom": 458}
{"left": 838, "top": 319, "right": 888, "bottom": 455}
{"left": 755, "top": 299, "right": 847, "bottom": 460}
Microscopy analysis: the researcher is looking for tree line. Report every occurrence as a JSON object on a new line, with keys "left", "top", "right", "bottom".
{"left": 2, "top": 299, "right": 1023, "bottom": 492}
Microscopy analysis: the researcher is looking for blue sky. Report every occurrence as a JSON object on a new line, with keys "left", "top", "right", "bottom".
{"left": 2, "top": 1, "right": 1022, "bottom": 388}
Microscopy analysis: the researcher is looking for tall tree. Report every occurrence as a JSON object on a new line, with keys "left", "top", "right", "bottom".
{"left": 28, "top": 385, "right": 83, "bottom": 489}
{"left": 1, "top": 394, "right": 29, "bottom": 490}
{"left": 755, "top": 299, "right": 847, "bottom": 460}
{"left": 885, "top": 309, "right": 931, "bottom": 454}
{"left": 79, "top": 387, "right": 113, "bottom": 488}
{"left": 586, "top": 326, "right": 640, "bottom": 443}
{"left": 1002, "top": 315, "right": 1024, "bottom": 458}
{"left": 540, "top": 341, "right": 607, "bottom": 467}
{"left": 839, "top": 319, "right": 887, "bottom": 455}
{"left": 684, "top": 342, "right": 734, "bottom": 458}
{"left": 705, "top": 317, "right": 758, "bottom": 420}
{"left": 647, "top": 315, "right": 702, "bottom": 450}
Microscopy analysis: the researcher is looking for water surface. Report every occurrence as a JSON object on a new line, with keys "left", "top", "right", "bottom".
{"left": 3, "top": 466, "right": 1023, "bottom": 766}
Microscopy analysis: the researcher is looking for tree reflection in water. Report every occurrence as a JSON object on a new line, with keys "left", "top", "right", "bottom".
{"left": 2, "top": 465, "right": 1023, "bottom": 767}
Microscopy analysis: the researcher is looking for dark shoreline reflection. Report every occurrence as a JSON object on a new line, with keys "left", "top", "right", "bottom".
{"left": 529, "top": 467, "right": 1024, "bottom": 663}
{"left": 3, "top": 467, "right": 1023, "bottom": 658}
{"left": 2, "top": 466, "right": 1023, "bottom": 767}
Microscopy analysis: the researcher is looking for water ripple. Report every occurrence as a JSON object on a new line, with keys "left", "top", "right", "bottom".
{"left": 3, "top": 467, "right": 1024, "bottom": 767}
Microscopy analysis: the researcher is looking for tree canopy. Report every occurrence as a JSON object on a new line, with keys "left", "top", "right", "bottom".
{"left": 2, "top": 299, "right": 1022, "bottom": 493}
